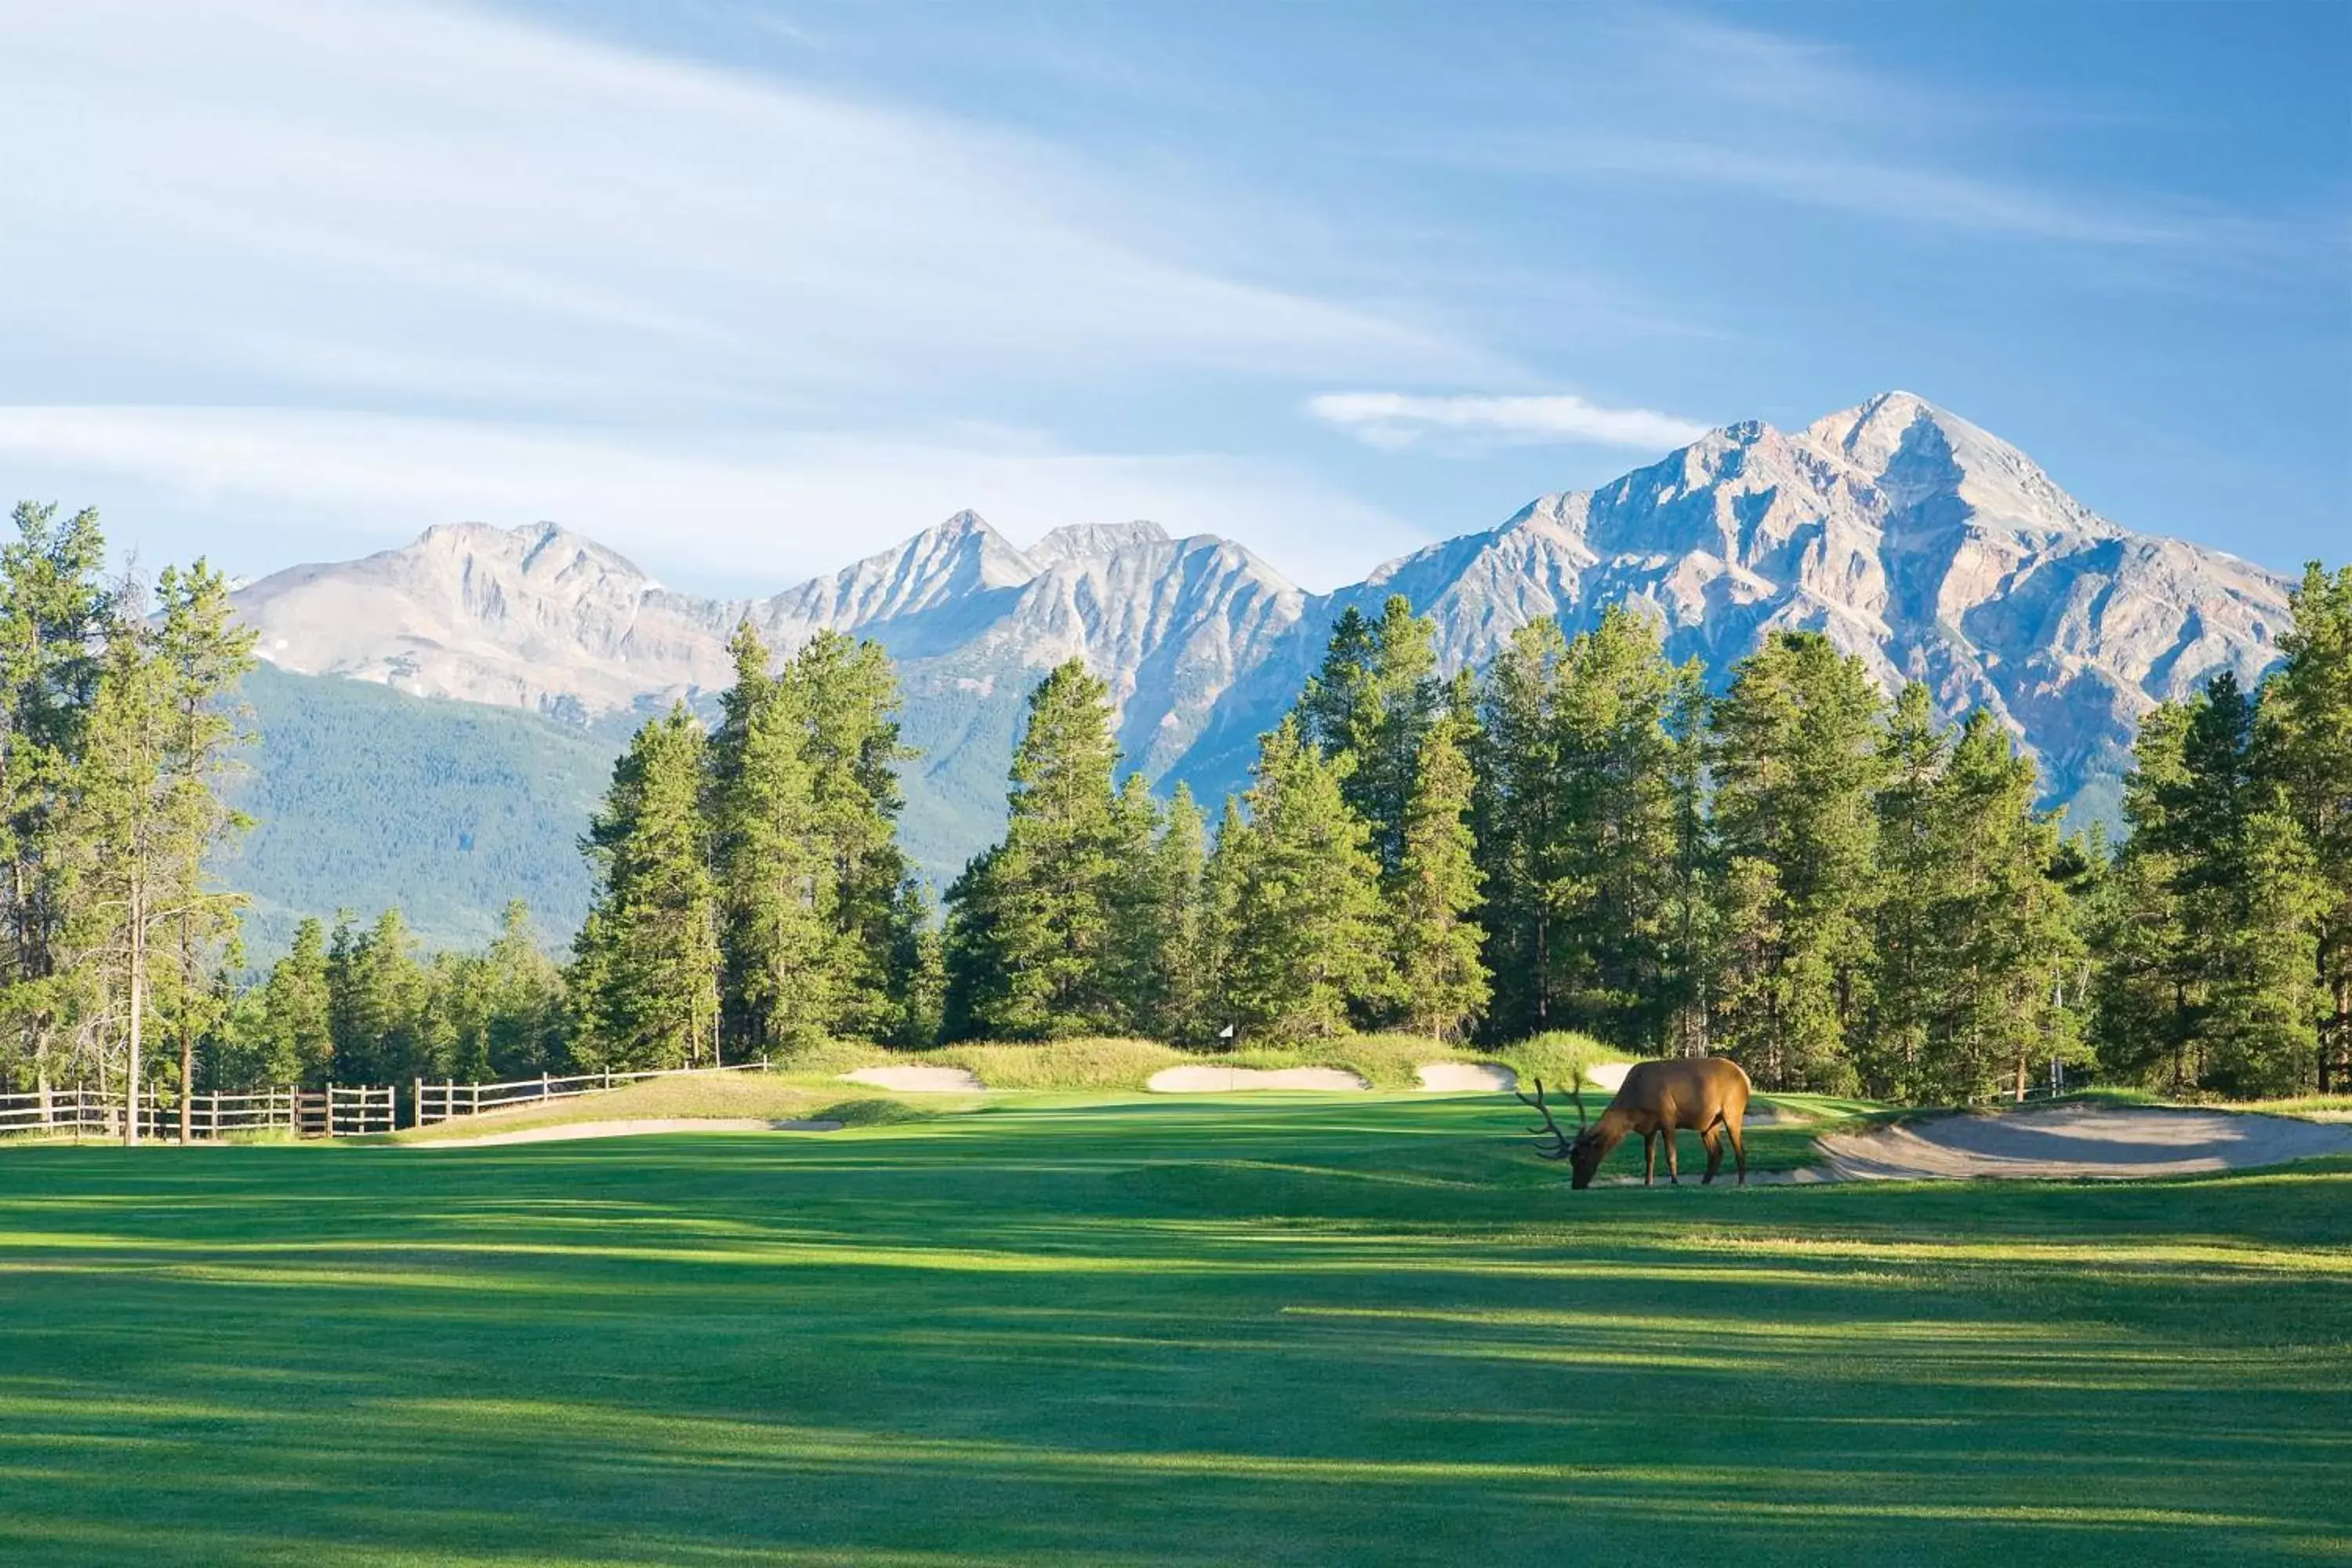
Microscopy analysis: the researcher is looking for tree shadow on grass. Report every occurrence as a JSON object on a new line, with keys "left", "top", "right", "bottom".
{"left": 0, "top": 1105, "right": 2347, "bottom": 1565}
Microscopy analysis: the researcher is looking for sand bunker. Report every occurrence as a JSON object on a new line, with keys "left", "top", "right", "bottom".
{"left": 1584, "top": 1062, "right": 1635, "bottom": 1092}
{"left": 1415, "top": 1062, "right": 1517, "bottom": 1092}
{"left": 1146, "top": 1065, "right": 1370, "bottom": 1093}
{"left": 414, "top": 1117, "right": 842, "bottom": 1149}
{"left": 1789, "top": 1104, "right": 2352, "bottom": 1182}
{"left": 839, "top": 1065, "right": 985, "bottom": 1093}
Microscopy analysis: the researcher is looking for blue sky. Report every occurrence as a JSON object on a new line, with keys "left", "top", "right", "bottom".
{"left": 1, "top": 0, "right": 2343, "bottom": 592}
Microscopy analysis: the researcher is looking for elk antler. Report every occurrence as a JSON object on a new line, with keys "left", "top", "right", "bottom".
{"left": 1514, "top": 1077, "right": 1577, "bottom": 1161}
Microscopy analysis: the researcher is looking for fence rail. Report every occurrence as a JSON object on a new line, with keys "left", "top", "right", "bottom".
{"left": 414, "top": 1062, "right": 771, "bottom": 1127}
{"left": 3, "top": 1060, "right": 771, "bottom": 1142}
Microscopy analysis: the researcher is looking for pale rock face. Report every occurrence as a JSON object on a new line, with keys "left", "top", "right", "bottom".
{"left": 230, "top": 394, "right": 2296, "bottom": 861}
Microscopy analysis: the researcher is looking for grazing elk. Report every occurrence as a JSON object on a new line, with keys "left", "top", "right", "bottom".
{"left": 1516, "top": 1058, "right": 1753, "bottom": 1189}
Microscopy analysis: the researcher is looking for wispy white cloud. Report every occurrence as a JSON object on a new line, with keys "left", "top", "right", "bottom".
{"left": 0, "top": 0, "right": 1500, "bottom": 421}
{"left": 1305, "top": 391, "right": 1710, "bottom": 452}
{"left": 0, "top": 405, "right": 1427, "bottom": 593}
{"left": 1511, "top": 136, "right": 2202, "bottom": 248}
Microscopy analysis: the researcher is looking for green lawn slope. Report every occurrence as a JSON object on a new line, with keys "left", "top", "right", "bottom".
{"left": 2, "top": 1097, "right": 2346, "bottom": 1564}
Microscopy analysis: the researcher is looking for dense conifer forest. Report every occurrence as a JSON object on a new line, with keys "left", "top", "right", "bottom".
{"left": 2, "top": 500, "right": 2344, "bottom": 1109}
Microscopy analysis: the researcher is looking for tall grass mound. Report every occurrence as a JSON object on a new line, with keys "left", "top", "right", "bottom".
{"left": 764, "top": 1031, "right": 1631, "bottom": 1094}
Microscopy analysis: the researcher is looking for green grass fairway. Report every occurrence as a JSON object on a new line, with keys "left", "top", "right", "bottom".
{"left": 2, "top": 1098, "right": 2347, "bottom": 1565}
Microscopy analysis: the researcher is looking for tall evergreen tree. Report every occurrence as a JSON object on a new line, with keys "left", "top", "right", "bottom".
{"left": 0, "top": 504, "right": 111, "bottom": 1109}
{"left": 1221, "top": 719, "right": 1393, "bottom": 1040}
{"left": 1922, "top": 713, "right": 2084, "bottom": 1102}
{"left": 2171, "top": 674, "right": 2324, "bottom": 1094}
{"left": 880, "top": 880, "right": 946, "bottom": 1047}
{"left": 1296, "top": 594, "right": 1439, "bottom": 873}
{"left": 329, "top": 908, "right": 430, "bottom": 1085}
{"left": 1100, "top": 772, "right": 1170, "bottom": 1036}
{"left": 1547, "top": 605, "right": 1700, "bottom": 1050}
{"left": 1472, "top": 619, "right": 1570, "bottom": 1039}
{"left": 1196, "top": 794, "right": 1252, "bottom": 1043}
{"left": 1864, "top": 683, "right": 1950, "bottom": 1098}
{"left": 789, "top": 630, "right": 916, "bottom": 1039}
{"left": 247, "top": 916, "right": 334, "bottom": 1087}
{"left": 2256, "top": 563, "right": 2352, "bottom": 1088}
{"left": 1707, "top": 631, "right": 1886, "bottom": 1092}
{"left": 149, "top": 561, "right": 256, "bottom": 1136}
{"left": 570, "top": 705, "right": 721, "bottom": 1070}
{"left": 709, "top": 624, "right": 833, "bottom": 1052}
{"left": 2092, "top": 702, "right": 2198, "bottom": 1087}
{"left": 942, "top": 661, "right": 1124, "bottom": 1040}
{"left": 1141, "top": 784, "right": 1211, "bottom": 1041}
{"left": 475, "top": 899, "right": 568, "bottom": 1077}
{"left": 1391, "top": 715, "right": 1487, "bottom": 1040}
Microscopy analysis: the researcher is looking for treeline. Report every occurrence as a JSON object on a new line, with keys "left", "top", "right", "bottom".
{"left": 0, "top": 504, "right": 256, "bottom": 1138}
{"left": 9, "top": 499, "right": 2342, "bottom": 1112}
{"left": 932, "top": 570, "right": 2350, "bottom": 1100}
{"left": 216, "top": 557, "right": 2352, "bottom": 1103}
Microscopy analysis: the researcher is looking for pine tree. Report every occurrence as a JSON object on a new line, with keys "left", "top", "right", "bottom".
{"left": 1392, "top": 716, "right": 1487, "bottom": 1040}
{"left": 1144, "top": 785, "right": 1212, "bottom": 1041}
{"left": 1864, "top": 683, "right": 1949, "bottom": 1099}
{"left": 880, "top": 880, "right": 946, "bottom": 1047}
{"left": 942, "top": 661, "right": 1123, "bottom": 1039}
{"left": 1548, "top": 605, "right": 1700, "bottom": 1050}
{"left": 250, "top": 916, "right": 334, "bottom": 1087}
{"left": 0, "top": 504, "right": 112, "bottom": 1108}
{"left": 709, "top": 624, "right": 833, "bottom": 1053}
{"left": 1296, "top": 595, "right": 1438, "bottom": 873}
{"left": 1100, "top": 772, "right": 1167, "bottom": 1036}
{"left": 2256, "top": 562, "right": 2352, "bottom": 1088}
{"left": 1472, "top": 619, "right": 1570, "bottom": 1039}
{"left": 789, "top": 631, "right": 914, "bottom": 1039}
{"left": 1196, "top": 794, "right": 1252, "bottom": 1044}
{"left": 330, "top": 909, "right": 430, "bottom": 1085}
{"left": 1222, "top": 719, "right": 1393, "bottom": 1040}
{"left": 2092, "top": 702, "right": 2198, "bottom": 1088}
{"left": 72, "top": 596, "right": 180, "bottom": 1141}
{"left": 2173, "top": 674, "right": 2323, "bottom": 1095}
{"left": 570, "top": 705, "right": 721, "bottom": 1070}
{"left": 477, "top": 899, "right": 567, "bottom": 1076}
{"left": 1926, "top": 713, "right": 2085, "bottom": 1102}
{"left": 1707, "top": 631, "right": 1886, "bottom": 1092}
{"left": 2096, "top": 675, "right": 2326, "bottom": 1096}
{"left": 150, "top": 561, "right": 256, "bottom": 1136}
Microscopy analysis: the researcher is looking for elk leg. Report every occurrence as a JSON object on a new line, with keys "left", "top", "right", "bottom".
{"left": 1726, "top": 1117, "right": 1747, "bottom": 1187}
{"left": 1700, "top": 1126, "right": 1723, "bottom": 1185}
{"left": 1664, "top": 1126, "right": 1681, "bottom": 1184}
{"left": 1642, "top": 1132, "right": 1656, "bottom": 1185}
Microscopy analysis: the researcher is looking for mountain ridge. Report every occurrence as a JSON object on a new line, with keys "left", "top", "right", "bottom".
{"left": 230, "top": 392, "right": 2297, "bottom": 895}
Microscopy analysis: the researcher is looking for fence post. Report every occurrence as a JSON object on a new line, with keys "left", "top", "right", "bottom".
{"left": 413, "top": 1077, "right": 422, "bottom": 1130}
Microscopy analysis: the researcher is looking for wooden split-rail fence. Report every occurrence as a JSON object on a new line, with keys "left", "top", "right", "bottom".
{"left": 0, "top": 1062, "right": 772, "bottom": 1142}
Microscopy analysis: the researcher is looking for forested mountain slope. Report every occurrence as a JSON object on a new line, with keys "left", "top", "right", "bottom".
{"left": 223, "top": 664, "right": 623, "bottom": 953}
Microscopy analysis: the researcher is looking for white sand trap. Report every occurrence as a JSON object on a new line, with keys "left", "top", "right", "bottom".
{"left": 415, "top": 1117, "right": 842, "bottom": 1149}
{"left": 1416, "top": 1062, "right": 1517, "bottom": 1092}
{"left": 1782, "top": 1104, "right": 2352, "bottom": 1182}
{"left": 1584, "top": 1061, "right": 1636, "bottom": 1092}
{"left": 839, "top": 1065, "right": 984, "bottom": 1093}
{"left": 1147, "top": 1065, "right": 1370, "bottom": 1093}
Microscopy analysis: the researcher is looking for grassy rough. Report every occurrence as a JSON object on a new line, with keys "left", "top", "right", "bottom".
{"left": 0, "top": 1097, "right": 2345, "bottom": 1566}
{"left": 769, "top": 1032, "right": 1628, "bottom": 1094}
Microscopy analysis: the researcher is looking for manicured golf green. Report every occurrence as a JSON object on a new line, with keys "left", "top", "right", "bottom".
{"left": 1, "top": 1096, "right": 2347, "bottom": 1565}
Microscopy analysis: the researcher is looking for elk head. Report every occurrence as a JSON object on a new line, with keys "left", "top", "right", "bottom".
{"left": 1515, "top": 1077, "right": 1603, "bottom": 1189}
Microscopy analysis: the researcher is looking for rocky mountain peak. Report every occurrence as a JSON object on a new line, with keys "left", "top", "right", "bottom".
{"left": 230, "top": 393, "right": 2299, "bottom": 870}
{"left": 1025, "top": 520, "right": 1172, "bottom": 572}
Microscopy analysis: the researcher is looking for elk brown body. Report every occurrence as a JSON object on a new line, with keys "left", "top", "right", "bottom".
{"left": 1517, "top": 1058, "right": 1753, "bottom": 1189}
